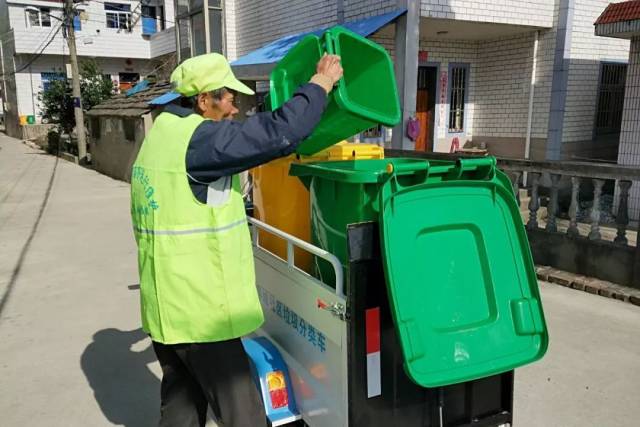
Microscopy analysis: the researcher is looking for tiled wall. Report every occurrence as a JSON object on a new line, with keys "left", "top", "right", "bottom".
{"left": 617, "top": 36, "right": 640, "bottom": 221}
{"left": 562, "top": 0, "right": 630, "bottom": 144}
{"left": 420, "top": 0, "right": 554, "bottom": 27}
{"left": 231, "top": 0, "right": 337, "bottom": 57}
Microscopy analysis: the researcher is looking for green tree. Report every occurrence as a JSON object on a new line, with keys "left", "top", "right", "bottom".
{"left": 39, "top": 59, "right": 114, "bottom": 135}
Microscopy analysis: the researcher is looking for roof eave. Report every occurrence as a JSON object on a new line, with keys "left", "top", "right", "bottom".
{"left": 595, "top": 19, "right": 640, "bottom": 39}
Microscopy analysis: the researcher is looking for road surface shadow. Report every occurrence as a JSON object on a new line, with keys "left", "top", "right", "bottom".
{"left": 81, "top": 328, "right": 159, "bottom": 427}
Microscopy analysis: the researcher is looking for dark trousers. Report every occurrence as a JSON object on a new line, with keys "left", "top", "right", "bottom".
{"left": 152, "top": 339, "right": 267, "bottom": 427}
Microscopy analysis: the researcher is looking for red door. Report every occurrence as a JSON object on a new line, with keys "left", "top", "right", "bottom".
{"left": 415, "top": 67, "right": 437, "bottom": 152}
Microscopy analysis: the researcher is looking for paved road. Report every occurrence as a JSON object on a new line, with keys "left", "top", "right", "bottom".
{"left": 1, "top": 133, "right": 639, "bottom": 426}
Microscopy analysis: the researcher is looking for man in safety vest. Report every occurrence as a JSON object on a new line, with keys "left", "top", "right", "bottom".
{"left": 130, "top": 53, "right": 342, "bottom": 427}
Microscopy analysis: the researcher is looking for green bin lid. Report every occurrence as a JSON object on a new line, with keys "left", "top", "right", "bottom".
{"left": 378, "top": 160, "right": 548, "bottom": 387}
{"left": 270, "top": 26, "right": 400, "bottom": 156}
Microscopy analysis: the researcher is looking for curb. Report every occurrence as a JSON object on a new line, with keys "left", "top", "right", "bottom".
{"left": 536, "top": 266, "right": 640, "bottom": 306}
{"left": 23, "top": 140, "right": 79, "bottom": 164}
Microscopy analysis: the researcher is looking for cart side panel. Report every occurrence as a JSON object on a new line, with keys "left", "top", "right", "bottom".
{"left": 253, "top": 248, "right": 348, "bottom": 427}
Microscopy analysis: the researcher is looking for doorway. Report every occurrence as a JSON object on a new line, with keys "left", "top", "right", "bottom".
{"left": 415, "top": 66, "right": 437, "bottom": 151}
{"left": 118, "top": 72, "right": 140, "bottom": 93}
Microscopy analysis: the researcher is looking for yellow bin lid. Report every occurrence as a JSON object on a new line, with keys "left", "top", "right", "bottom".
{"left": 298, "top": 142, "right": 384, "bottom": 162}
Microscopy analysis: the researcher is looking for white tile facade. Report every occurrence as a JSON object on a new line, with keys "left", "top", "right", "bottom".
{"left": 562, "top": 0, "right": 630, "bottom": 144}
{"left": 420, "top": 0, "right": 554, "bottom": 27}
{"left": 231, "top": 0, "right": 337, "bottom": 57}
{"left": 473, "top": 33, "right": 536, "bottom": 139}
{"left": 617, "top": 36, "right": 640, "bottom": 221}
{"left": 8, "top": 1, "right": 159, "bottom": 59}
{"left": 344, "top": 0, "right": 397, "bottom": 20}
{"left": 3, "top": 0, "right": 175, "bottom": 119}
{"left": 224, "top": 0, "right": 238, "bottom": 60}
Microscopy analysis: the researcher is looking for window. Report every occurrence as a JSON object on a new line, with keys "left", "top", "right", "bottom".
{"left": 141, "top": 6, "right": 158, "bottom": 35}
{"left": 90, "top": 117, "right": 101, "bottom": 139}
{"left": 41, "top": 72, "right": 65, "bottom": 92}
{"left": 123, "top": 119, "right": 136, "bottom": 142}
{"left": 158, "top": 6, "right": 166, "bottom": 30}
{"left": 118, "top": 72, "right": 139, "bottom": 92}
{"left": 177, "top": 18, "right": 191, "bottom": 61}
{"left": 105, "top": 3, "right": 131, "bottom": 30}
{"left": 73, "top": 13, "right": 81, "bottom": 31}
{"left": 26, "top": 7, "right": 52, "bottom": 28}
{"left": 176, "top": 0, "right": 189, "bottom": 16}
{"left": 209, "top": 8, "right": 223, "bottom": 54}
{"left": 448, "top": 65, "right": 468, "bottom": 133}
{"left": 190, "top": 12, "right": 206, "bottom": 55}
{"left": 595, "top": 63, "right": 627, "bottom": 135}
{"left": 208, "top": 1, "right": 223, "bottom": 55}
{"left": 176, "top": 0, "right": 224, "bottom": 61}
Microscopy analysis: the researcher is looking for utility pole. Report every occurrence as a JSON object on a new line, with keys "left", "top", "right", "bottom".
{"left": 64, "top": 0, "right": 87, "bottom": 162}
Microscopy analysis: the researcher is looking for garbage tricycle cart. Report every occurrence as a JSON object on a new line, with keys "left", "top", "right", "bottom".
{"left": 243, "top": 157, "right": 548, "bottom": 427}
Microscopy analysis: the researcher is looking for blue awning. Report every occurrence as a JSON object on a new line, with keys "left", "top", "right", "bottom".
{"left": 149, "top": 91, "right": 181, "bottom": 106}
{"left": 231, "top": 9, "right": 406, "bottom": 67}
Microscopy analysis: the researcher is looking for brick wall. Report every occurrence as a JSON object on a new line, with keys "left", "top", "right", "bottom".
{"left": 617, "top": 36, "right": 640, "bottom": 221}
{"left": 562, "top": 0, "right": 630, "bottom": 144}
{"left": 420, "top": 0, "right": 554, "bottom": 27}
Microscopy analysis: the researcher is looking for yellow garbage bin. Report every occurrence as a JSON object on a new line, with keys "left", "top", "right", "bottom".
{"left": 251, "top": 143, "right": 384, "bottom": 273}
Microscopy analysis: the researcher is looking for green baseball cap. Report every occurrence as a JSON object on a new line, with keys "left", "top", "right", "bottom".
{"left": 170, "top": 53, "right": 255, "bottom": 96}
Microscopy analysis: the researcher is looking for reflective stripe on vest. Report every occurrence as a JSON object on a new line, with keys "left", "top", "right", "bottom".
{"left": 133, "top": 218, "right": 247, "bottom": 236}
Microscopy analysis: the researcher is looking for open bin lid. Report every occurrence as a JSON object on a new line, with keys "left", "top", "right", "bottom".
{"left": 378, "top": 158, "right": 548, "bottom": 388}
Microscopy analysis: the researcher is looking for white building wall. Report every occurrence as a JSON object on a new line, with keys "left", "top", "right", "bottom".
{"left": 473, "top": 33, "right": 536, "bottom": 139}
{"left": 374, "top": 30, "right": 544, "bottom": 155}
{"left": 8, "top": 0, "right": 155, "bottom": 59}
{"left": 14, "top": 55, "right": 153, "bottom": 118}
{"left": 150, "top": 28, "right": 176, "bottom": 58}
{"left": 232, "top": 0, "right": 337, "bottom": 57}
{"left": 372, "top": 31, "right": 480, "bottom": 152}
{"left": 531, "top": 28, "right": 556, "bottom": 141}
{"left": 617, "top": 37, "right": 640, "bottom": 221}
{"left": 343, "top": 0, "right": 397, "bottom": 20}
{"left": 163, "top": 0, "right": 175, "bottom": 27}
{"left": 562, "top": 0, "right": 630, "bottom": 144}
{"left": 420, "top": 0, "right": 554, "bottom": 28}
{"left": 417, "top": 38, "right": 478, "bottom": 152}
{"left": 224, "top": 0, "right": 238, "bottom": 60}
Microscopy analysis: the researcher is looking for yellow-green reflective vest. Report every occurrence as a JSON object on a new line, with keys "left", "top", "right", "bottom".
{"left": 130, "top": 112, "right": 264, "bottom": 344}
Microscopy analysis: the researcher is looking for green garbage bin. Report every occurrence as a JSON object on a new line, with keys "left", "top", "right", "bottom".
{"left": 270, "top": 26, "right": 401, "bottom": 155}
{"left": 290, "top": 157, "right": 548, "bottom": 387}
